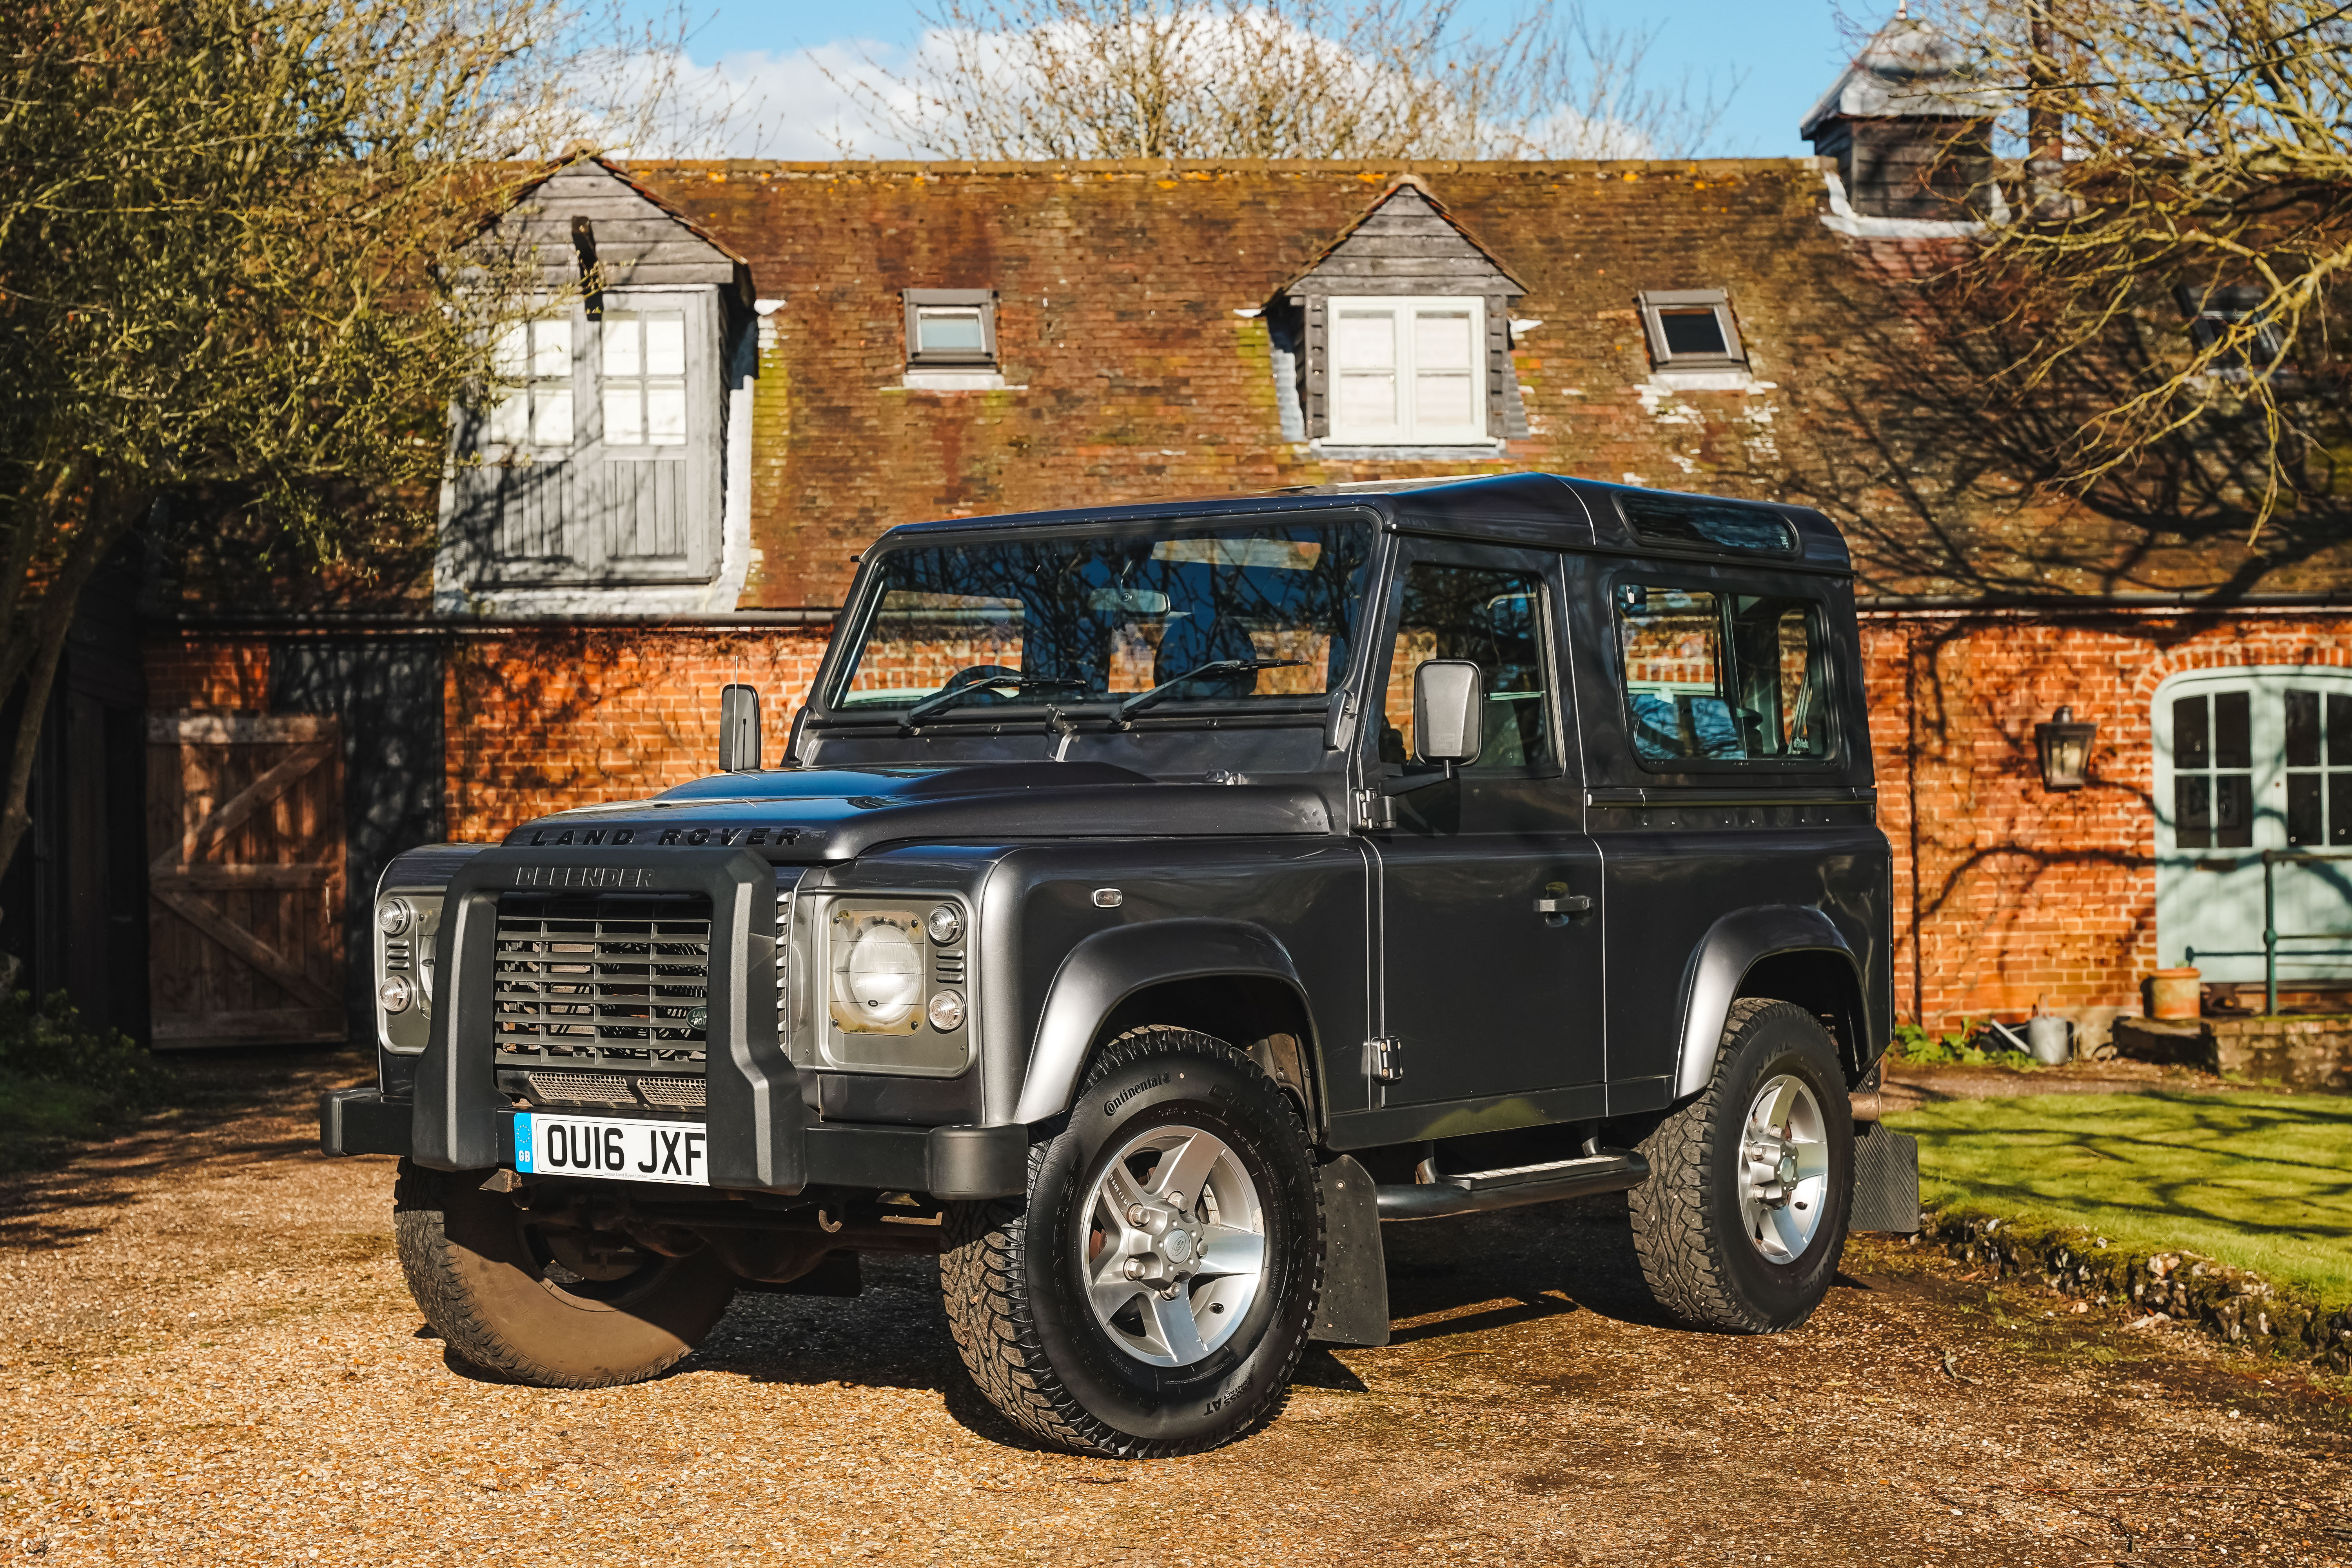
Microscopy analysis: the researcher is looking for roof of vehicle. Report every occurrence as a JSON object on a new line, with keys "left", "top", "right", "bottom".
{"left": 883, "top": 471, "right": 1853, "bottom": 575}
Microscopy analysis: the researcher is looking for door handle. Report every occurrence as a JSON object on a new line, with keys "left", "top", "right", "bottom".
{"left": 1535, "top": 894, "right": 1593, "bottom": 916}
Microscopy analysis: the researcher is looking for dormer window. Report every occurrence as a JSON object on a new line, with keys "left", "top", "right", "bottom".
{"left": 1639, "top": 289, "right": 1746, "bottom": 372}
{"left": 1266, "top": 183, "right": 1527, "bottom": 454}
{"left": 905, "top": 289, "right": 998, "bottom": 370}
{"left": 438, "top": 153, "right": 755, "bottom": 605}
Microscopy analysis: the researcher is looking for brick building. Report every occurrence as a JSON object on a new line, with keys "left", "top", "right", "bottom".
{"left": 97, "top": 14, "right": 2352, "bottom": 1050}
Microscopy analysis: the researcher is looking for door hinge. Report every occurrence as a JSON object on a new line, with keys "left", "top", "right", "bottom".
{"left": 1352, "top": 789, "right": 1395, "bottom": 831}
{"left": 1363, "top": 1036, "right": 1404, "bottom": 1082}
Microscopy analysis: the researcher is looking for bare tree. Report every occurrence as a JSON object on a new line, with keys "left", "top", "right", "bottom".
{"left": 825, "top": 0, "right": 1740, "bottom": 162}
{"left": 0, "top": 0, "right": 692, "bottom": 916}
{"left": 1940, "top": 0, "right": 2352, "bottom": 537}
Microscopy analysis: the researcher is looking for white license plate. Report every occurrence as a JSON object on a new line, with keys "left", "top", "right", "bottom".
{"left": 512, "top": 1112, "right": 710, "bottom": 1186}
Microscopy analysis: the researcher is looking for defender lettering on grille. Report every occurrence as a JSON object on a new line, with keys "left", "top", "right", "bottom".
{"left": 510, "top": 865, "right": 655, "bottom": 889}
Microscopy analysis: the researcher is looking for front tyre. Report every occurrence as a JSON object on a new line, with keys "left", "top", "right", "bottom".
{"left": 1628, "top": 998, "right": 1853, "bottom": 1334}
{"left": 941, "top": 1028, "right": 1322, "bottom": 1457}
{"left": 394, "top": 1160, "right": 739, "bottom": 1388}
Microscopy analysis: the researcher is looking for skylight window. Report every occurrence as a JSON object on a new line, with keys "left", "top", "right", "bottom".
{"left": 904, "top": 289, "right": 998, "bottom": 369}
{"left": 1638, "top": 289, "right": 1746, "bottom": 372}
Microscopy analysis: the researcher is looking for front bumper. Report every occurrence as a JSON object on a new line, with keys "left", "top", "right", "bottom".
{"left": 319, "top": 1087, "right": 1027, "bottom": 1200}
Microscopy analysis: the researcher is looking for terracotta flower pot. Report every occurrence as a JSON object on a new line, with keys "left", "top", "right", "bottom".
{"left": 2149, "top": 967, "right": 2202, "bottom": 1020}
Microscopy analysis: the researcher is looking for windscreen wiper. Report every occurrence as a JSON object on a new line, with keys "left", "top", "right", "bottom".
{"left": 905, "top": 674, "right": 1089, "bottom": 726}
{"left": 1114, "top": 658, "right": 1302, "bottom": 728}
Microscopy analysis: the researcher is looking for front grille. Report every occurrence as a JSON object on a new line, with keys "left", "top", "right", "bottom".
{"left": 493, "top": 892, "right": 711, "bottom": 1074}
{"left": 509, "top": 1069, "right": 709, "bottom": 1112}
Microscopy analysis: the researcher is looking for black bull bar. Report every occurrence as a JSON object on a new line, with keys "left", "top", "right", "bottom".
{"left": 319, "top": 845, "right": 1025, "bottom": 1200}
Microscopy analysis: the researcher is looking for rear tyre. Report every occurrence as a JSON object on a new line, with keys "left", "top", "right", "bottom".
{"left": 393, "top": 1160, "right": 738, "bottom": 1388}
{"left": 940, "top": 1027, "right": 1322, "bottom": 1457}
{"left": 1628, "top": 998, "right": 1853, "bottom": 1334}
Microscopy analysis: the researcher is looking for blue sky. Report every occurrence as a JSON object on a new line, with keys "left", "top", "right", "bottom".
{"left": 642, "top": 1, "right": 1887, "bottom": 159}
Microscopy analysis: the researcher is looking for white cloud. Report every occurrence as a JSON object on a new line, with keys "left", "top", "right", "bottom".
{"left": 627, "top": 9, "right": 1665, "bottom": 162}
{"left": 629, "top": 40, "right": 927, "bottom": 158}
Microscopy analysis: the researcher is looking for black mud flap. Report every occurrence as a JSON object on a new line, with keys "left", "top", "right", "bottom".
{"left": 1309, "top": 1154, "right": 1390, "bottom": 1346}
{"left": 1850, "top": 1122, "right": 1921, "bottom": 1234}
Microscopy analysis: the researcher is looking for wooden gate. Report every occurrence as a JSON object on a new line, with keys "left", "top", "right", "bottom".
{"left": 146, "top": 713, "right": 347, "bottom": 1048}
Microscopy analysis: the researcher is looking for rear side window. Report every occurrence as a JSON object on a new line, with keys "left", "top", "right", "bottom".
{"left": 1617, "top": 583, "right": 1831, "bottom": 765}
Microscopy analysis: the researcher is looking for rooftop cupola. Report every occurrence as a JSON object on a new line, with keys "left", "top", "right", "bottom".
{"left": 1800, "top": 7, "right": 1997, "bottom": 221}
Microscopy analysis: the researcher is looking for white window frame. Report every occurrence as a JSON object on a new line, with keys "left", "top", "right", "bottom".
{"left": 1324, "top": 294, "right": 1488, "bottom": 446}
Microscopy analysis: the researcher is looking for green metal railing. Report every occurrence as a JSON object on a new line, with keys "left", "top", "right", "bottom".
{"left": 2183, "top": 848, "right": 2352, "bottom": 1015}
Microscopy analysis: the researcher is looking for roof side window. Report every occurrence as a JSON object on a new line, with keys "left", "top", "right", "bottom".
{"left": 1617, "top": 492, "right": 1797, "bottom": 557}
{"left": 1617, "top": 583, "right": 1831, "bottom": 766}
{"left": 1638, "top": 288, "right": 1747, "bottom": 373}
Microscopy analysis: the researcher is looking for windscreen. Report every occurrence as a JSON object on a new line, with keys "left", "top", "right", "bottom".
{"left": 829, "top": 516, "right": 1379, "bottom": 716}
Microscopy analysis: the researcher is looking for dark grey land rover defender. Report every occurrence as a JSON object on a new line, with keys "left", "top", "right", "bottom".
{"left": 323, "top": 472, "right": 1916, "bottom": 1458}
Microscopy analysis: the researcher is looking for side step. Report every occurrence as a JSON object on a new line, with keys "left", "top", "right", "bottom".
{"left": 1375, "top": 1150, "right": 1650, "bottom": 1221}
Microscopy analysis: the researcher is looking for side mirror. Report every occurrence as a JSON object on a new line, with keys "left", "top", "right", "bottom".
{"left": 718, "top": 683, "right": 761, "bottom": 772}
{"left": 1412, "top": 659, "right": 1483, "bottom": 769}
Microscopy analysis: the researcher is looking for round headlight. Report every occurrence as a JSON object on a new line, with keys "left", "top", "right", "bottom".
{"left": 926, "top": 990, "right": 965, "bottom": 1031}
{"left": 833, "top": 920, "right": 922, "bottom": 1029}
{"left": 377, "top": 897, "right": 415, "bottom": 936}
{"left": 377, "top": 974, "right": 414, "bottom": 1014}
{"left": 926, "top": 903, "right": 963, "bottom": 945}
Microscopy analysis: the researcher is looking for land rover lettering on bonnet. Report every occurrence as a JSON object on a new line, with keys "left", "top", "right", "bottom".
{"left": 322, "top": 473, "right": 1912, "bottom": 1458}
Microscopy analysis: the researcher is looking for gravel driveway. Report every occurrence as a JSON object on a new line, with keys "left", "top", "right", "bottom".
{"left": 2, "top": 1051, "right": 2346, "bottom": 1566}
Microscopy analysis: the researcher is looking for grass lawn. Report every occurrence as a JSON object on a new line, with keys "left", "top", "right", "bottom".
{"left": 0, "top": 1073, "right": 124, "bottom": 1173}
{"left": 1886, "top": 1090, "right": 2352, "bottom": 1305}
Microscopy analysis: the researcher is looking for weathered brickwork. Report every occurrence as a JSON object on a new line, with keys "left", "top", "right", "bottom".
{"left": 633, "top": 156, "right": 2327, "bottom": 610}
{"left": 661, "top": 158, "right": 1863, "bottom": 608}
{"left": 1863, "top": 611, "right": 2352, "bottom": 1038}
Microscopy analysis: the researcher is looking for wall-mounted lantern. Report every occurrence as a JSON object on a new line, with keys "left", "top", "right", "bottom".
{"left": 2036, "top": 705, "right": 2097, "bottom": 790}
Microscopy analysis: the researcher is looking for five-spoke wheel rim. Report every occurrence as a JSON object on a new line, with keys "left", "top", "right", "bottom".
{"left": 1737, "top": 1073, "right": 1831, "bottom": 1264}
{"left": 1076, "top": 1123, "right": 1267, "bottom": 1368}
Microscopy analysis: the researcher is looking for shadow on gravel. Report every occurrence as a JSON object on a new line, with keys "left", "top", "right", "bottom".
{"left": 0, "top": 1044, "right": 370, "bottom": 1250}
{"left": 643, "top": 1192, "right": 1695, "bottom": 1449}
{"left": 1380, "top": 1194, "right": 1683, "bottom": 1335}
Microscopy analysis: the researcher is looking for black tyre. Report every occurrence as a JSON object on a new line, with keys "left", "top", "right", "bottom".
{"left": 941, "top": 1027, "right": 1322, "bottom": 1457}
{"left": 1628, "top": 998, "right": 1853, "bottom": 1334}
{"left": 393, "top": 1160, "right": 739, "bottom": 1387}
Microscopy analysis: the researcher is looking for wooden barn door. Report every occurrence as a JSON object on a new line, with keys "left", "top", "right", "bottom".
{"left": 146, "top": 713, "right": 348, "bottom": 1048}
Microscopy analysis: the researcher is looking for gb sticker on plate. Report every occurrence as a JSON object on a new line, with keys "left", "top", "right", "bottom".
{"left": 512, "top": 1112, "right": 709, "bottom": 1185}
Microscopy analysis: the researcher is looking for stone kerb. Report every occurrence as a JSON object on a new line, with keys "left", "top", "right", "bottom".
{"left": 1923, "top": 1210, "right": 2352, "bottom": 1374}
{"left": 2113, "top": 1014, "right": 2352, "bottom": 1092}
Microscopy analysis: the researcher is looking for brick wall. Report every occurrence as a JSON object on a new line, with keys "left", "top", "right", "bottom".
{"left": 441, "top": 627, "right": 833, "bottom": 841}
{"left": 145, "top": 637, "right": 271, "bottom": 711}
{"left": 143, "top": 608, "right": 2352, "bottom": 1042}
{"left": 1863, "top": 609, "right": 2352, "bottom": 1042}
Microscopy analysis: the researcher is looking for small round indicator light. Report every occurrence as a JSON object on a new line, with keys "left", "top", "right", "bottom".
{"left": 377, "top": 897, "right": 415, "bottom": 936}
{"left": 927, "top": 990, "right": 966, "bottom": 1031}
{"left": 926, "top": 904, "right": 963, "bottom": 945}
{"left": 377, "top": 974, "right": 414, "bottom": 1014}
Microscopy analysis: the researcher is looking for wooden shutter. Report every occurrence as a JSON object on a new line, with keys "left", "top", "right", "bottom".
{"left": 592, "top": 288, "right": 720, "bottom": 583}
{"left": 1325, "top": 295, "right": 1488, "bottom": 445}
{"left": 146, "top": 713, "right": 347, "bottom": 1047}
